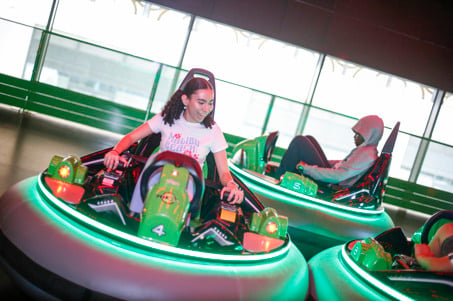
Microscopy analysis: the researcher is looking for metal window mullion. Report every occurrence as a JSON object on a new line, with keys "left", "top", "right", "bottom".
{"left": 144, "top": 63, "right": 163, "bottom": 121}
{"left": 168, "top": 14, "right": 196, "bottom": 95}
{"left": 408, "top": 89, "right": 445, "bottom": 182}
{"left": 26, "top": 0, "right": 60, "bottom": 111}
{"left": 177, "top": 14, "right": 195, "bottom": 70}
{"left": 29, "top": 0, "right": 59, "bottom": 83}
{"left": 261, "top": 95, "right": 275, "bottom": 135}
{"left": 295, "top": 53, "right": 326, "bottom": 135}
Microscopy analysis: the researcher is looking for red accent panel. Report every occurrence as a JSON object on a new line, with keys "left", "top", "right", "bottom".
{"left": 243, "top": 232, "right": 284, "bottom": 253}
{"left": 45, "top": 177, "right": 85, "bottom": 205}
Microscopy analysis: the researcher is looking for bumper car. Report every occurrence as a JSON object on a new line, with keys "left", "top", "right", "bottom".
{"left": 228, "top": 123, "right": 400, "bottom": 257}
{"left": 308, "top": 210, "right": 453, "bottom": 300}
{"left": 0, "top": 68, "right": 309, "bottom": 300}
{"left": 0, "top": 148, "right": 308, "bottom": 300}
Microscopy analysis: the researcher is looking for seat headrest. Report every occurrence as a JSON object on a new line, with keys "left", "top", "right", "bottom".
{"left": 381, "top": 122, "right": 400, "bottom": 155}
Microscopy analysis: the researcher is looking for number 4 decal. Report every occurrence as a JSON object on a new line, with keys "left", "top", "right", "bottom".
{"left": 152, "top": 224, "right": 166, "bottom": 237}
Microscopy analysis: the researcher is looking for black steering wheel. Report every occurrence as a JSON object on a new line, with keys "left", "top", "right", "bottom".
{"left": 140, "top": 151, "right": 205, "bottom": 219}
{"left": 421, "top": 210, "right": 453, "bottom": 244}
{"left": 263, "top": 131, "right": 279, "bottom": 163}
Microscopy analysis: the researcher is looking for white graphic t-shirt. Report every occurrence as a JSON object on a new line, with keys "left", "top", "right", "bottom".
{"left": 147, "top": 113, "right": 228, "bottom": 167}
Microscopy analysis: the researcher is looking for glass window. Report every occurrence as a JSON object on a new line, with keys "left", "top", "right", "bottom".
{"left": 0, "top": 18, "right": 37, "bottom": 79}
{"left": 264, "top": 98, "right": 305, "bottom": 148}
{"left": 31, "top": 33, "right": 160, "bottom": 110}
{"left": 182, "top": 18, "right": 321, "bottom": 102}
{"left": 302, "top": 109, "right": 358, "bottom": 159}
{"left": 418, "top": 92, "right": 453, "bottom": 193}
{"left": 215, "top": 81, "right": 271, "bottom": 138}
{"left": 52, "top": 0, "right": 191, "bottom": 66}
{"left": 418, "top": 142, "right": 453, "bottom": 193}
{"left": 0, "top": 0, "right": 53, "bottom": 28}
{"left": 2, "top": 0, "right": 453, "bottom": 194}
{"left": 150, "top": 66, "right": 184, "bottom": 114}
{"left": 431, "top": 92, "right": 453, "bottom": 145}
{"left": 313, "top": 57, "right": 434, "bottom": 136}
{"left": 390, "top": 132, "right": 417, "bottom": 181}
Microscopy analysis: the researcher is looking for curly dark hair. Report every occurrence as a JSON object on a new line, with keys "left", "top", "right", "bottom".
{"left": 161, "top": 77, "right": 215, "bottom": 128}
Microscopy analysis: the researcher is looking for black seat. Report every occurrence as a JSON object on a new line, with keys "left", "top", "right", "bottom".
{"left": 328, "top": 122, "right": 401, "bottom": 210}
{"left": 263, "top": 131, "right": 279, "bottom": 164}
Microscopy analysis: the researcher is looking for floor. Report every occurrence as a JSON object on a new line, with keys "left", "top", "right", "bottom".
{"left": 0, "top": 104, "right": 430, "bottom": 298}
{"left": 0, "top": 104, "right": 121, "bottom": 298}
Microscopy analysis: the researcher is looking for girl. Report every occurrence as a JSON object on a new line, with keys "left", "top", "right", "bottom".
{"left": 104, "top": 74, "right": 243, "bottom": 213}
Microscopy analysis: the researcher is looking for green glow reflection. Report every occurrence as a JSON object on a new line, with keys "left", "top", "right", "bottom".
{"left": 36, "top": 174, "right": 290, "bottom": 263}
{"left": 341, "top": 246, "right": 413, "bottom": 301}
{"left": 231, "top": 166, "right": 388, "bottom": 224}
{"left": 12, "top": 176, "right": 309, "bottom": 299}
{"left": 229, "top": 162, "right": 384, "bottom": 217}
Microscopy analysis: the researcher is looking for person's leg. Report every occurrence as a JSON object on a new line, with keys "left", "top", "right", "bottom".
{"left": 276, "top": 135, "right": 330, "bottom": 178}
{"left": 130, "top": 170, "right": 146, "bottom": 213}
{"left": 305, "top": 135, "right": 330, "bottom": 166}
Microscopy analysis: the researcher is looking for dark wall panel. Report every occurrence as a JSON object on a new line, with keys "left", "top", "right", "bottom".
{"left": 334, "top": 0, "right": 453, "bottom": 49}
{"left": 149, "top": 0, "right": 453, "bottom": 92}
{"left": 323, "top": 15, "right": 453, "bottom": 90}
{"left": 210, "top": 0, "right": 288, "bottom": 37}
{"left": 154, "top": 0, "right": 215, "bottom": 17}
{"left": 279, "top": 1, "right": 332, "bottom": 52}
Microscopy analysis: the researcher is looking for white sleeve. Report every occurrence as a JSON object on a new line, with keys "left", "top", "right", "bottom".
{"left": 210, "top": 125, "right": 228, "bottom": 153}
{"left": 146, "top": 113, "right": 163, "bottom": 133}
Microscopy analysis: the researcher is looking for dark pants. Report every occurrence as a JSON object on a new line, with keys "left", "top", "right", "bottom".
{"left": 276, "top": 135, "right": 331, "bottom": 178}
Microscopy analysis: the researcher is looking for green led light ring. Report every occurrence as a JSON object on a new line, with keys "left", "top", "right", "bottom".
{"left": 340, "top": 245, "right": 414, "bottom": 301}
{"left": 37, "top": 173, "right": 290, "bottom": 262}
{"left": 229, "top": 161, "right": 384, "bottom": 215}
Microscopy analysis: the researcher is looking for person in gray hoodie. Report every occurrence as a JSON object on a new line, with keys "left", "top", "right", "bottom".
{"left": 275, "top": 115, "right": 384, "bottom": 188}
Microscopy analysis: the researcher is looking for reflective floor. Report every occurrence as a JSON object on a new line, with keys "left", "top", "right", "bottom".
{"left": 0, "top": 104, "right": 429, "bottom": 298}
{"left": 0, "top": 104, "right": 121, "bottom": 197}
{"left": 0, "top": 104, "right": 121, "bottom": 298}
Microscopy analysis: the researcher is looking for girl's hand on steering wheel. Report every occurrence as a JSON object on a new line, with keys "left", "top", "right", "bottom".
{"left": 221, "top": 181, "right": 244, "bottom": 205}
{"left": 104, "top": 150, "right": 128, "bottom": 170}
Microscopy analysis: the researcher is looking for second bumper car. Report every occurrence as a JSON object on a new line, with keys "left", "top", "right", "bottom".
{"left": 229, "top": 123, "right": 400, "bottom": 257}
{"left": 308, "top": 210, "right": 453, "bottom": 300}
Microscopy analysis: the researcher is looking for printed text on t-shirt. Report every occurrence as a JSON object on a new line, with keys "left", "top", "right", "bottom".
{"left": 165, "top": 132, "right": 200, "bottom": 160}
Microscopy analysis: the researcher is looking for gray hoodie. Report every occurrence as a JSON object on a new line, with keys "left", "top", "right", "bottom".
{"left": 303, "top": 115, "right": 384, "bottom": 188}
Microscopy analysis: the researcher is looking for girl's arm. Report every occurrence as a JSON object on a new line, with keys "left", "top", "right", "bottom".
{"left": 213, "top": 150, "right": 244, "bottom": 204}
{"left": 414, "top": 243, "right": 453, "bottom": 272}
{"left": 104, "top": 122, "right": 153, "bottom": 170}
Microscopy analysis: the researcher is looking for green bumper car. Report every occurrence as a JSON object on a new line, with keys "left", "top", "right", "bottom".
{"left": 229, "top": 123, "right": 400, "bottom": 257}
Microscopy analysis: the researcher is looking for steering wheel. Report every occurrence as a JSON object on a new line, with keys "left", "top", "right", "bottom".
{"left": 421, "top": 210, "right": 453, "bottom": 244}
{"left": 263, "top": 131, "right": 279, "bottom": 163}
{"left": 139, "top": 151, "right": 205, "bottom": 218}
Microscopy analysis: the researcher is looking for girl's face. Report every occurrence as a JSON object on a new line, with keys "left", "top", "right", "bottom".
{"left": 182, "top": 88, "right": 214, "bottom": 123}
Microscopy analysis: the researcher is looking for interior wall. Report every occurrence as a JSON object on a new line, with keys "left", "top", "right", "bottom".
{"left": 149, "top": 0, "right": 453, "bottom": 92}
